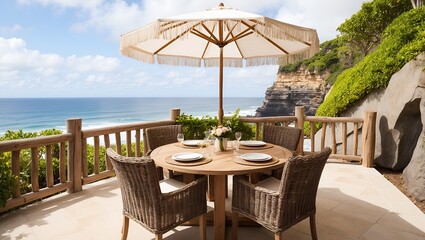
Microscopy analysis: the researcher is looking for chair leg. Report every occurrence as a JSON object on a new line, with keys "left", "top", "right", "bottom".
{"left": 121, "top": 216, "right": 129, "bottom": 240}
{"left": 199, "top": 213, "right": 207, "bottom": 240}
{"left": 156, "top": 167, "right": 164, "bottom": 180}
{"left": 232, "top": 212, "right": 239, "bottom": 240}
{"left": 155, "top": 234, "right": 163, "bottom": 240}
{"left": 274, "top": 232, "right": 283, "bottom": 240}
{"left": 310, "top": 215, "right": 318, "bottom": 240}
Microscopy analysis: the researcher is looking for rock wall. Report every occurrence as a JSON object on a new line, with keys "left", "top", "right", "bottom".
{"left": 256, "top": 68, "right": 328, "bottom": 116}
{"left": 340, "top": 53, "right": 425, "bottom": 201}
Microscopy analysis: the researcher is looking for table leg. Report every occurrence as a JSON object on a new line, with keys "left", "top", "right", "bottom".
{"left": 214, "top": 175, "right": 226, "bottom": 240}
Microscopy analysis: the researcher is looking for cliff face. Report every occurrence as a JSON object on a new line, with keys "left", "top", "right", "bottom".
{"left": 256, "top": 68, "right": 328, "bottom": 116}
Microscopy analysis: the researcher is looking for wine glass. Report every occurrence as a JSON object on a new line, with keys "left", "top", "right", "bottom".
{"left": 235, "top": 132, "right": 242, "bottom": 141}
{"left": 235, "top": 131, "right": 242, "bottom": 149}
{"left": 177, "top": 133, "right": 184, "bottom": 146}
{"left": 231, "top": 140, "right": 239, "bottom": 156}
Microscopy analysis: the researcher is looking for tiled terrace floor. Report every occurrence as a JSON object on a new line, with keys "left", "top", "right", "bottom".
{"left": 1, "top": 162, "right": 425, "bottom": 240}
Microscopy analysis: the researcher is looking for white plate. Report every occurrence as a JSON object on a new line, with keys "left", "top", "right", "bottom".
{"left": 172, "top": 152, "right": 203, "bottom": 162}
{"left": 240, "top": 140, "right": 266, "bottom": 147}
{"left": 240, "top": 153, "right": 272, "bottom": 162}
{"left": 182, "top": 140, "right": 201, "bottom": 146}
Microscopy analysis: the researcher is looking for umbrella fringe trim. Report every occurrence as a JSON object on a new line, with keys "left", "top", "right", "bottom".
{"left": 157, "top": 55, "right": 202, "bottom": 67}
{"left": 120, "top": 48, "right": 155, "bottom": 64}
{"left": 121, "top": 20, "right": 319, "bottom": 49}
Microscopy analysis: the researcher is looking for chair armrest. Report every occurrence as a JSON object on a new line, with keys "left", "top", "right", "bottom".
{"left": 232, "top": 175, "right": 280, "bottom": 223}
{"left": 233, "top": 175, "right": 279, "bottom": 196}
{"left": 160, "top": 176, "right": 207, "bottom": 220}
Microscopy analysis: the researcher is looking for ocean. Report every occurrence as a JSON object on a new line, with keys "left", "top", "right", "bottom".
{"left": 0, "top": 97, "right": 264, "bottom": 136}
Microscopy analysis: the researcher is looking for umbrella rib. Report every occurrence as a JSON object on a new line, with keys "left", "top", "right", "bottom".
{"left": 223, "top": 21, "right": 241, "bottom": 42}
{"left": 225, "top": 31, "right": 253, "bottom": 45}
{"left": 191, "top": 29, "right": 219, "bottom": 45}
{"left": 200, "top": 22, "right": 220, "bottom": 43}
{"left": 241, "top": 20, "right": 289, "bottom": 54}
{"left": 200, "top": 23, "right": 217, "bottom": 59}
{"left": 248, "top": 19, "right": 312, "bottom": 46}
{"left": 224, "top": 23, "right": 255, "bottom": 44}
{"left": 159, "top": 21, "right": 189, "bottom": 35}
{"left": 155, "top": 22, "right": 202, "bottom": 54}
{"left": 223, "top": 21, "right": 245, "bottom": 59}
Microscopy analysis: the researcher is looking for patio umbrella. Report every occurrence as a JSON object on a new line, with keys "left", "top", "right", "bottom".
{"left": 120, "top": 3, "right": 319, "bottom": 124}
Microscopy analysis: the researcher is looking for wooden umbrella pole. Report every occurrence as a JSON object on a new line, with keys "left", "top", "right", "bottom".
{"left": 219, "top": 47, "right": 224, "bottom": 125}
{"left": 218, "top": 19, "right": 224, "bottom": 125}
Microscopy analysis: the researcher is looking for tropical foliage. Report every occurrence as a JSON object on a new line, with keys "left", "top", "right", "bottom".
{"left": 176, "top": 109, "right": 255, "bottom": 140}
{"left": 338, "top": 0, "right": 412, "bottom": 56}
{"left": 0, "top": 129, "right": 62, "bottom": 207}
{"left": 317, "top": 7, "right": 425, "bottom": 117}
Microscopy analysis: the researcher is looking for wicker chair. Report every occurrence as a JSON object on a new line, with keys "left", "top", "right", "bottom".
{"left": 262, "top": 124, "right": 302, "bottom": 152}
{"left": 262, "top": 124, "right": 302, "bottom": 179}
{"left": 106, "top": 148, "right": 207, "bottom": 240}
{"left": 232, "top": 147, "right": 332, "bottom": 240}
{"left": 145, "top": 125, "right": 182, "bottom": 179}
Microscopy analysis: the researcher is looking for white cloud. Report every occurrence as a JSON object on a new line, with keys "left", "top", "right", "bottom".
{"left": 0, "top": 37, "right": 62, "bottom": 72}
{"left": 0, "top": 24, "right": 23, "bottom": 34}
{"left": 71, "top": 1, "right": 145, "bottom": 39}
{"left": 17, "top": 0, "right": 102, "bottom": 9}
{"left": 18, "top": 0, "right": 366, "bottom": 42}
{"left": 67, "top": 55, "right": 119, "bottom": 72}
{"left": 275, "top": 0, "right": 367, "bottom": 41}
{"left": 0, "top": 37, "right": 123, "bottom": 90}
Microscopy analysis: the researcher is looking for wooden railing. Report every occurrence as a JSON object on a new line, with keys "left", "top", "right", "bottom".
{"left": 240, "top": 106, "right": 377, "bottom": 167}
{"left": 0, "top": 106, "right": 376, "bottom": 213}
{"left": 0, "top": 134, "right": 72, "bottom": 212}
{"left": 0, "top": 109, "right": 181, "bottom": 212}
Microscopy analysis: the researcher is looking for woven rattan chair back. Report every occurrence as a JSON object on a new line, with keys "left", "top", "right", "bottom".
{"left": 278, "top": 147, "right": 331, "bottom": 230}
{"left": 232, "top": 147, "right": 332, "bottom": 240}
{"left": 145, "top": 125, "right": 182, "bottom": 179}
{"left": 262, "top": 124, "right": 302, "bottom": 152}
{"left": 145, "top": 125, "right": 182, "bottom": 155}
{"left": 107, "top": 148, "right": 207, "bottom": 240}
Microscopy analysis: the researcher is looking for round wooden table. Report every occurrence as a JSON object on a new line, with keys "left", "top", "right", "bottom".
{"left": 150, "top": 142, "right": 293, "bottom": 240}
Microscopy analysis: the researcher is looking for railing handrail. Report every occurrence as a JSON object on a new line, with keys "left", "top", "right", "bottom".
{"left": 0, "top": 133, "right": 72, "bottom": 152}
{"left": 239, "top": 116, "right": 297, "bottom": 123}
{"left": 305, "top": 116, "right": 364, "bottom": 123}
{"left": 82, "top": 120, "right": 176, "bottom": 138}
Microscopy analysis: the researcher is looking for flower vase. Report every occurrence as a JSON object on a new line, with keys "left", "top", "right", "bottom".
{"left": 214, "top": 138, "right": 228, "bottom": 152}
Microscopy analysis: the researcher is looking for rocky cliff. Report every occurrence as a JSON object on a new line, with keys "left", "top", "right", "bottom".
{"left": 256, "top": 68, "right": 328, "bottom": 116}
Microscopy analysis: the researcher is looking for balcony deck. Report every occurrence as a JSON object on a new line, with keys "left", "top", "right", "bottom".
{"left": 1, "top": 162, "right": 425, "bottom": 240}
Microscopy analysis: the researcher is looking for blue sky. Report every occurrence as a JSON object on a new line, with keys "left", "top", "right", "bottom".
{"left": 0, "top": 0, "right": 366, "bottom": 98}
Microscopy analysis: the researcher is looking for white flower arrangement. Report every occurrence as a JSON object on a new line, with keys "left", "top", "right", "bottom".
{"left": 210, "top": 125, "right": 231, "bottom": 139}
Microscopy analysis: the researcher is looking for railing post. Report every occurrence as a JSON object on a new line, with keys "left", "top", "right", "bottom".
{"left": 295, "top": 106, "right": 305, "bottom": 155}
{"left": 170, "top": 108, "right": 181, "bottom": 121}
{"left": 67, "top": 118, "right": 83, "bottom": 193}
{"left": 361, "top": 111, "right": 377, "bottom": 167}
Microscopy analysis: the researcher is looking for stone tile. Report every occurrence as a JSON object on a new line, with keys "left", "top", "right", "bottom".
{"left": 376, "top": 213, "right": 425, "bottom": 237}
{"left": 361, "top": 223, "right": 425, "bottom": 240}
{"left": 316, "top": 209, "right": 373, "bottom": 238}
{"left": 1, "top": 164, "right": 424, "bottom": 240}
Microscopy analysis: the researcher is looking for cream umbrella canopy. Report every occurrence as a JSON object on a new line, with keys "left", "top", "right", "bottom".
{"left": 120, "top": 3, "right": 319, "bottom": 124}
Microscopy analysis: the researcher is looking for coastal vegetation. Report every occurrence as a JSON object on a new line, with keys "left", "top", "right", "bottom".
{"left": 317, "top": 6, "right": 425, "bottom": 117}
{"left": 176, "top": 109, "right": 255, "bottom": 140}
{"left": 279, "top": 0, "right": 423, "bottom": 117}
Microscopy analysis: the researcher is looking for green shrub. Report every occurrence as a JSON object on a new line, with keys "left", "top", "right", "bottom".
{"left": 317, "top": 7, "right": 425, "bottom": 117}
{"left": 0, "top": 158, "right": 16, "bottom": 207}
{"left": 176, "top": 109, "right": 255, "bottom": 140}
